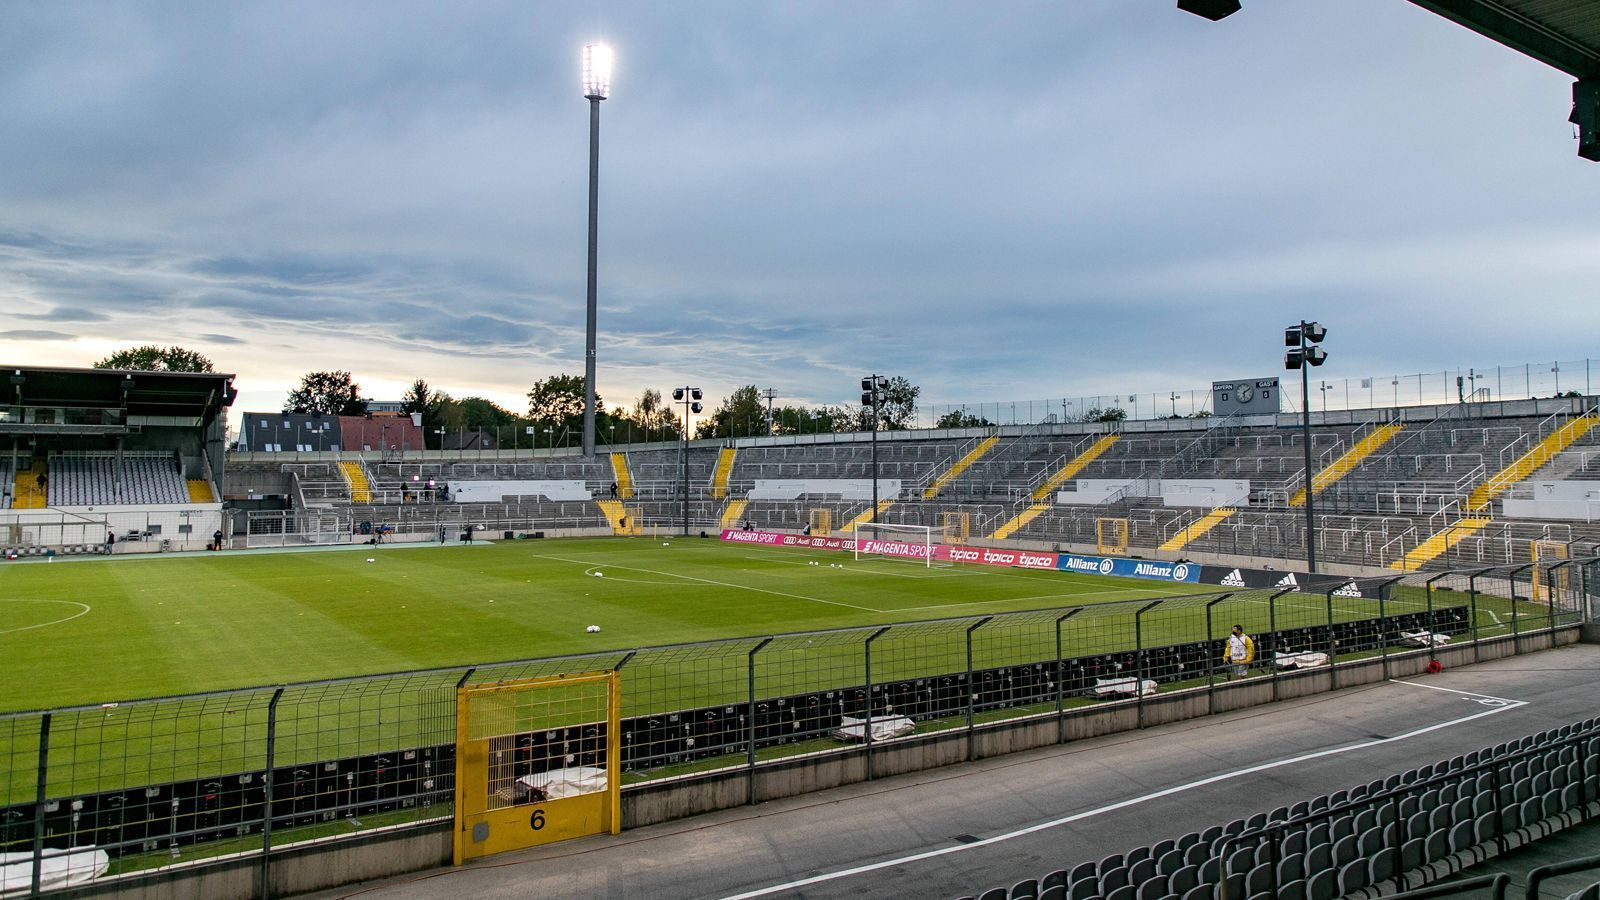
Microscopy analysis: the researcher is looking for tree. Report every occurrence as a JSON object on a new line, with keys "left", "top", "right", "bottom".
{"left": 935, "top": 409, "right": 993, "bottom": 429}
{"left": 772, "top": 404, "right": 840, "bottom": 436}
{"left": 284, "top": 371, "right": 367, "bottom": 416}
{"left": 94, "top": 345, "right": 214, "bottom": 372}
{"left": 1080, "top": 406, "right": 1127, "bottom": 423}
{"left": 702, "top": 385, "right": 768, "bottom": 438}
{"left": 526, "top": 375, "right": 596, "bottom": 432}
{"left": 844, "top": 375, "right": 920, "bottom": 432}
{"left": 400, "top": 379, "right": 433, "bottom": 417}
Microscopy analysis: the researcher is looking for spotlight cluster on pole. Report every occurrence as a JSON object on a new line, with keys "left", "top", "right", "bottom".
{"left": 673, "top": 386, "right": 703, "bottom": 536}
{"left": 1285, "top": 321, "right": 1329, "bottom": 574}
{"left": 580, "top": 42, "right": 614, "bottom": 458}
{"left": 1176, "top": 0, "right": 1241, "bottom": 21}
{"left": 862, "top": 375, "right": 889, "bottom": 526}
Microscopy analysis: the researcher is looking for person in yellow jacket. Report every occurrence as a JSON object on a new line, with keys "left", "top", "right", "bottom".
{"left": 1225, "top": 624, "right": 1255, "bottom": 679}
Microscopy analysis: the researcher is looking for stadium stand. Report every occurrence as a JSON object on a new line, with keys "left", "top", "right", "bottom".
{"left": 47, "top": 453, "right": 189, "bottom": 506}
{"left": 957, "top": 718, "right": 1600, "bottom": 900}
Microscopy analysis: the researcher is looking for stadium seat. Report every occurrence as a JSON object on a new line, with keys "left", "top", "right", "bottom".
{"left": 1066, "top": 862, "right": 1096, "bottom": 885}
{"left": 978, "top": 889, "right": 1008, "bottom": 900}
{"left": 1104, "top": 885, "right": 1135, "bottom": 900}
{"left": 1127, "top": 857, "right": 1155, "bottom": 885}
{"left": 1180, "top": 886, "right": 1212, "bottom": 900}
{"left": 1134, "top": 876, "right": 1166, "bottom": 900}
{"left": 1156, "top": 848, "right": 1184, "bottom": 876}
{"left": 1041, "top": 869, "right": 1069, "bottom": 891}
{"left": 1125, "top": 846, "right": 1151, "bottom": 868}
{"left": 1278, "top": 878, "right": 1308, "bottom": 900}
{"left": 1067, "top": 877, "right": 1097, "bottom": 900}
{"left": 1038, "top": 887, "right": 1064, "bottom": 900}
{"left": 1226, "top": 846, "right": 1254, "bottom": 876}
{"left": 1183, "top": 841, "right": 1211, "bottom": 869}
{"left": 1277, "top": 851, "right": 1305, "bottom": 884}
{"left": 1168, "top": 864, "right": 1199, "bottom": 895}
{"left": 1306, "top": 867, "right": 1338, "bottom": 900}
{"left": 1243, "top": 862, "right": 1273, "bottom": 897}
{"left": 1332, "top": 835, "right": 1357, "bottom": 866}
{"left": 1009, "top": 879, "right": 1038, "bottom": 899}
{"left": 1099, "top": 853, "right": 1124, "bottom": 874}
{"left": 1424, "top": 829, "right": 1449, "bottom": 863}
{"left": 1357, "top": 827, "right": 1384, "bottom": 858}
{"left": 1098, "top": 866, "right": 1129, "bottom": 894}
{"left": 1306, "top": 842, "right": 1331, "bottom": 876}
{"left": 1400, "top": 837, "right": 1425, "bottom": 872}
{"left": 1338, "top": 859, "right": 1369, "bottom": 894}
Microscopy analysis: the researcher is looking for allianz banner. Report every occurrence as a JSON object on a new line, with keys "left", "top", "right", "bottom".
{"left": 1057, "top": 554, "right": 1202, "bottom": 584}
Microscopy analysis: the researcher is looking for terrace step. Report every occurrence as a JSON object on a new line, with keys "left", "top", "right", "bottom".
{"left": 1290, "top": 423, "right": 1403, "bottom": 506}
{"left": 989, "top": 502, "right": 1050, "bottom": 540}
{"left": 12, "top": 462, "right": 46, "bottom": 509}
{"left": 1158, "top": 507, "right": 1237, "bottom": 552}
{"left": 610, "top": 452, "right": 633, "bottom": 499}
{"left": 710, "top": 447, "right": 736, "bottom": 499}
{"left": 339, "top": 460, "right": 372, "bottom": 503}
{"left": 1388, "top": 515, "right": 1493, "bottom": 571}
{"left": 1032, "top": 434, "right": 1120, "bottom": 501}
{"left": 186, "top": 479, "right": 215, "bottom": 502}
{"left": 840, "top": 499, "right": 895, "bottom": 534}
{"left": 720, "top": 498, "right": 750, "bottom": 529}
{"left": 923, "top": 436, "right": 999, "bottom": 499}
{"left": 1466, "top": 415, "right": 1598, "bottom": 512}
{"left": 596, "top": 499, "right": 636, "bottom": 534}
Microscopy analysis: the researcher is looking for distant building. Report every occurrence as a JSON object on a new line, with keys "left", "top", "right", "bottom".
{"left": 239, "top": 413, "right": 341, "bottom": 452}
{"left": 366, "top": 400, "right": 408, "bottom": 416}
{"left": 442, "top": 429, "right": 498, "bottom": 451}
{"left": 338, "top": 416, "right": 426, "bottom": 452}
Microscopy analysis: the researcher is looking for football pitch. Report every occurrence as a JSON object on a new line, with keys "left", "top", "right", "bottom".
{"left": 0, "top": 537, "right": 1217, "bottom": 713}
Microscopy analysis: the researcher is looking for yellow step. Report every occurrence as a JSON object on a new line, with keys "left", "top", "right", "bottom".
{"left": 720, "top": 498, "right": 751, "bottom": 529}
{"left": 595, "top": 499, "right": 639, "bottom": 534}
{"left": 609, "top": 452, "right": 633, "bottom": 499}
{"left": 923, "top": 436, "right": 1000, "bottom": 499}
{"left": 1290, "top": 423, "right": 1404, "bottom": 506}
{"left": 186, "top": 479, "right": 215, "bottom": 502}
{"left": 339, "top": 460, "right": 372, "bottom": 503}
{"left": 710, "top": 447, "right": 736, "bottom": 500}
{"left": 990, "top": 503, "right": 1050, "bottom": 540}
{"left": 1159, "top": 507, "right": 1237, "bottom": 552}
{"left": 1466, "top": 415, "right": 1599, "bottom": 512}
{"left": 841, "top": 500, "right": 895, "bottom": 533}
{"left": 12, "top": 462, "right": 47, "bottom": 509}
{"left": 1032, "top": 434, "right": 1120, "bottom": 502}
{"left": 1389, "top": 516, "right": 1493, "bottom": 572}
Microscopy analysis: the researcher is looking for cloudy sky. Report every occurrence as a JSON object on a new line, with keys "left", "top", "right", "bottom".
{"left": 2, "top": 1, "right": 1596, "bottom": 427}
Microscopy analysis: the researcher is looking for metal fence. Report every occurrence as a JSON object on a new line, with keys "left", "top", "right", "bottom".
{"left": 0, "top": 559, "right": 1594, "bottom": 896}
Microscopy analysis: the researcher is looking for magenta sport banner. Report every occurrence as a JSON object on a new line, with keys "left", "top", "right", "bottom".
{"left": 718, "top": 529, "right": 1060, "bottom": 571}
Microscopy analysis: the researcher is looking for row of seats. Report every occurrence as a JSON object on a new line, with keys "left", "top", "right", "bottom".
{"left": 47, "top": 454, "right": 189, "bottom": 506}
{"left": 961, "top": 718, "right": 1600, "bottom": 900}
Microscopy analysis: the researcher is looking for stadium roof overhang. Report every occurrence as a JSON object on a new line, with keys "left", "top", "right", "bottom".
{"left": 3, "top": 365, "right": 236, "bottom": 433}
{"left": 1179, "top": 1, "right": 1600, "bottom": 160}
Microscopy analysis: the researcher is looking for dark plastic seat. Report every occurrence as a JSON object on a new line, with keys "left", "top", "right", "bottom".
{"left": 1042, "top": 869, "right": 1070, "bottom": 891}
{"left": 1067, "top": 878, "right": 1097, "bottom": 900}
{"left": 1306, "top": 842, "right": 1331, "bottom": 877}
{"left": 1357, "top": 827, "right": 1384, "bottom": 857}
{"left": 1067, "top": 861, "right": 1097, "bottom": 885}
{"left": 1010, "top": 878, "right": 1038, "bottom": 899}
{"left": 1306, "top": 867, "right": 1338, "bottom": 900}
{"left": 1157, "top": 849, "right": 1185, "bottom": 876}
{"left": 1331, "top": 835, "right": 1357, "bottom": 866}
{"left": 1038, "top": 887, "right": 1065, "bottom": 900}
{"left": 1368, "top": 847, "right": 1397, "bottom": 884}
{"left": 1134, "top": 876, "right": 1167, "bottom": 900}
{"left": 1244, "top": 862, "right": 1273, "bottom": 897}
{"left": 1104, "top": 885, "right": 1135, "bottom": 900}
{"left": 977, "top": 889, "right": 1008, "bottom": 900}
{"left": 1125, "top": 846, "right": 1151, "bottom": 868}
{"left": 1424, "top": 828, "right": 1449, "bottom": 863}
{"left": 1168, "top": 864, "right": 1199, "bottom": 896}
{"left": 1180, "top": 886, "right": 1212, "bottom": 900}
{"left": 1400, "top": 837, "right": 1425, "bottom": 872}
{"left": 1099, "top": 866, "right": 1130, "bottom": 894}
{"left": 1338, "top": 859, "right": 1369, "bottom": 894}
{"left": 1278, "top": 878, "right": 1308, "bottom": 900}
{"left": 1128, "top": 857, "right": 1155, "bottom": 886}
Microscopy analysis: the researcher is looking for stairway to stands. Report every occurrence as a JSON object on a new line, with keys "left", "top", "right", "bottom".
{"left": 610, "top": 452, "right": 633, "bottom": 499}
{"left": 841, "top": 499, "right": 895, "bottom": 533}
{"left": 1158, "top": 507, "right": 1237, "bottom": 552}
{"left": 989, "top": 503, "right": 1050, "bottom": 540}
{"left": 338, "top": 460, "right": 372, "bottom": 503}
{"left": 186, "top": 479, "right": 215, "bottom": 502}
{"left": 1466, "top": 415, "right": 1599, "bottom": 512}
{"left": 710, "top": 448, "right": 736, "bottom": 499}
{"left": 1032, "top": 434, "right": 1121, "bottom": 501}
{"left": 595, "top": 499, "right": 637, "bottom": 534}
{"left": 720, "top": 498, "right": 750, "bottom": 529}
{"left": 1290, "top": 423, "right": 1403, "bottom": 506}
{"left": 1389, "top": 516, "right": 1493, "bottom": 571}
{"left": 13, "top": 462, "right": 47, "bottom": 509}
{"left": 923, "top": 436, "right": 999, "bottom": 498}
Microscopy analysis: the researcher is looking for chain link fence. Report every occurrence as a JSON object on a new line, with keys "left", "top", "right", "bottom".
{"left": 0, "top": 559, "right": 1594, "bottom": 894}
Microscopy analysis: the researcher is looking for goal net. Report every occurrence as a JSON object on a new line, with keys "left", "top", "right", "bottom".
{"left": 852, "top": 522, "right": 940, "bottom": 568}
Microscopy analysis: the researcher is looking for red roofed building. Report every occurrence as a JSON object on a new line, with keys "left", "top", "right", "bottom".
{"left": 337, "top": 415, "right": 426, "bottom": 452}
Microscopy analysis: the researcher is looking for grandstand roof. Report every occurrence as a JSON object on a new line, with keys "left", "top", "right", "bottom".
{"left": 1409, "top": 0, "right": 1600, "bottom": 77}
{"left": 3, "top": 365, "right": 235, "bottom": 419}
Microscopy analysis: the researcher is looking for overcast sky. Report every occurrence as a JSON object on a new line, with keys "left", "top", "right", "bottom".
{"left": 2, "top": 1, "right": 1596, "bottom": 426}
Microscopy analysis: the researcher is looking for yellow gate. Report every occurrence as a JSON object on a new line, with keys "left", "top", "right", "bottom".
{"left": 453, "top": 671, "right": 621, "bottom": 864}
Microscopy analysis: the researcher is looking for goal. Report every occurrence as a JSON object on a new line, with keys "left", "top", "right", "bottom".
{"left": 852, "top": 522, "right": 939, "bottom": 568}
{"left": 1530, "top": 539, "right": 1570, "bottom": 604}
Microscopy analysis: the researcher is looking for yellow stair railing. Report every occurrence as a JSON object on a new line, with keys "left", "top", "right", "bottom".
{"left": 710, "top": 448, "right": 736, "bottom": 500}
{"left": 1158, "top": 507, "right": 1237, "bottom": 552}
{"left": 989, "top": 503, "right": 1050, "bottom": 540}
{"left": 720, "top": 499, "right": 751, "bottom": 529}
{"left": 840, "top": 500, "right": 895, "bottom": 533}
{"left": 1290, "top": 423, "right": 1404, "bottom": 507}
{"left": 1031, "top": 434, "right": 1120, "bottom": 502}
{"left": 1389, "top": 516, "right": 1493, "bottom": 572}
{"left": 609, "top": 452, "right": 633, "bottom": 500}
{"left": 923, "top": 436, "right": 999, "bottom": 499}
{"left": 186, "top": 479, "right": 216, "bottom": 502}
{"left": 13, "top": 462, "right": 47, "bottom": 509}
{"left": 339, "top": 460, "right": 372, "bottom": 503}
{"left": 1465, "top": 415, "right": 1598, "bottom": 512}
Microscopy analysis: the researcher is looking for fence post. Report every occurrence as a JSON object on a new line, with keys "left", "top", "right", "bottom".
{"left": 30, "top": 712, "right": 50, "bottom": 900}
{"left": 1135, "top": 600, "right": 1161, "bottom": 728}
{"left": 966, "top": 616, "right": 992, "bottom": 762}
{"left": 747, "top": 637, "right": 772, "bottom": 805}
{"left": 1424, "top": 574, "right": 1447, "bottom": 669}
{"left": 1268, "top": 587, "right": 1293, "bottom": 702}
{"left": 864, "top": 626, "right": 890, "bottom": 781}
{"left": 1205, "top": 594, "right": 1231, "bottom": 708}
{"left": 1379, "top": 585, "right": 1391, "bottom": 680}
{"left": 1549, "top": 559, "right": 1577, "bottom": 642}
{"left": 259, "top": 687, "right": 285, "bottom": 900}
{"left": 1509, "top": 563, "right": 1534, "bottom": 655}
{"left": 1324, "top": 584, "right": 1340, "bottom": 690}
{"left": 1055, "top": 609, "right": 1081, "bottom": 745}
{"left": 1490, "top": 760, "right": 1507, "bottom": 855}
{"left": 1468, "top": 569, "right": 1490, "bottom": 664}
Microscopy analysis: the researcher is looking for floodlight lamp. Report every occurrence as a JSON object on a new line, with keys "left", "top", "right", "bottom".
{"left": 691, "top": 402, "right": 703, "bottom": 414}
{"left": 691, "top": 388, "right": 702, "bottom": 401}
{"left": 582, "top": 43, "right": 613, "bottom": 100}
{"left": 862, "top": 392, "right": 875, "bottom": 406}
{"left": 673, "top": 388, "right": 684, "bottom": 401}
{"left": 1176, "top": 0, "right": 1242, "bottom": 21}
{"left": 1285, "top": 327, "right": 1302, "bottom": 347}
{"left": 876, "top": 377, "right": 888, "bottom": 390}
{"left": 1305, "top": 346, "right": 1328, "bottom": 366}
{"left": 861, "top": 377, "right": 873, "bottom": 391}
{"left": 1285, "top": 350, "right": 1304, "bottom": 370}
{"left": 1303, "top": 322, "right": 1327, "bottom": 343}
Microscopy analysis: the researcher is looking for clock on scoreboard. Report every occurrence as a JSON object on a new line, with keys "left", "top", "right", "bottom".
{"left": 1211, "top": 377, "right": 1281, "bottom": 416}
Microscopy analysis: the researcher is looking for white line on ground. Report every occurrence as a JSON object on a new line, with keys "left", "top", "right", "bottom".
{"left": 1388, "top": 679, "right": 1521, "bottom": 705}
{"left": 0, "top": 600, "right": 92, "bottom": 636}
{"left": 718, "top": 694, "right": 1529, "bottom": 900}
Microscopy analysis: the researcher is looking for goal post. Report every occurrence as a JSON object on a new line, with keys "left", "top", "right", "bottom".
{"left": 852, "top": 521, "right": 938, "bottom": 568}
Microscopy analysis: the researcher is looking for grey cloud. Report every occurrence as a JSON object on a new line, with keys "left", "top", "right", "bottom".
{"left": 16, "top": 306, "right": 109, "bottom": 323}
{"left": 196, "top": 333, "right": 246, "bottom": 345}
{"left": 0, "top": 330, "right": 75, "bottom": 341}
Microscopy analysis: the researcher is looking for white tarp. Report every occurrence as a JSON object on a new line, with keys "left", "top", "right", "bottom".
{"left": 1093, "top": 677, "right": 1158, "bottom": 698}
{"left": 831, "top": 714, "right": 916, "bottom": 742}
{"left": 517, "top": 766, "right": 607, "bottom": 800}
{"left": 449, "top": 480, "right": 592, "bottom": 503}
{"left": 747, "top": 479, "right": 902, "bottom": 501}
{"left": 1399, "top": 630, "right": 1451, "bottom": 648}
{"left": 1272, "top": 650, "right": 1330, "bottom": 669}
{"left": 1, "top": 848, "right": 109, "bottom": 894}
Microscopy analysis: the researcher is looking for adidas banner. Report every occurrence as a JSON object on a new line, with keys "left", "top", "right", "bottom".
{"left": 1193, "top": 564, "right": 1389, "bottom": 596}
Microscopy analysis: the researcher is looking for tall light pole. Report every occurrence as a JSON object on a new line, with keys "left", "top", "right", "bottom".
{"left": 862, "top": 376, "right": 889, "bottom": 526}
{"left": 1286, "top": 321, "right": 1329, "bottom": 574}
{"left": 580, "top": 43, "right": 613, "bottom": 459}
{"left": 760, "top": 388, "right": 777, "bottom": 436}
{"left": 673, "top": 387, "right": 702, "bottom": 536}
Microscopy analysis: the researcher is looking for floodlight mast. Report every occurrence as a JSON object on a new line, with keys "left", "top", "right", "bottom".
{"left": 862, "top": 375, "right": 889, "bottom": 528}
{"left": 673, "top": 386, "right": 702, "bottom": 536}
{"left": 1285, "top": 321, "right": 1329, "bottom": 574}
{"left": 580, "top": 43, "right": 613, "bottom": 457}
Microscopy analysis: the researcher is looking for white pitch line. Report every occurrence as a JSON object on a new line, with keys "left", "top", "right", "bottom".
{"left": 1388, "top": 679, "right": 1521, "bottom": 705}
{"left": 718, "top": 694, "right": 1528, "bottom": 900}
{"left": 526, "top": 553, "right": 881, "bottom": 612}
{"left": 0, "top": 600, "right": 92, "bottom": 636}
